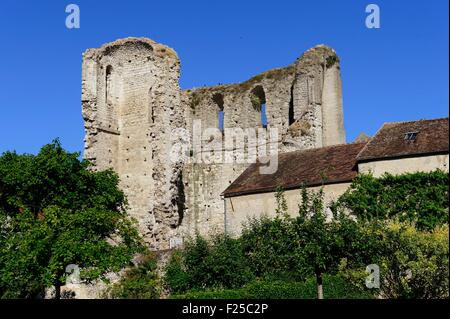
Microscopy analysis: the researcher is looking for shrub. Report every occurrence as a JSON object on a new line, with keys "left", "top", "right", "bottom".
{"left": 164, "top": 251, "right": 191, "bottom": 294}
{"left": 241, "top": 215, "right": 303, "bottom": 281}
{"left": 377, "top": 222, "right": 449, "bottom": 299}
{"left": 202, "top": 235, "right": 254, "bottom": 288}
{"left": 164, "top": 234, "right": 253, "bottom": 293}
{"left": 166, "top": 182, "right": 449, "bottom": 299}
{"left": 104, "top": 254, "right": 160, "bottom": 299}
{"left": 172, "top": 275, "right": 375, "bottom": 299}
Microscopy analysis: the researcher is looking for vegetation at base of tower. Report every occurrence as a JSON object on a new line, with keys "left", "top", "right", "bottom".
{"left": 164, "top": 188, "right": 381, "bottom": 299}
{"left": 103, "top": 253, "right": 160, "bottom": 299}
{"left": 164, "top": 234, "right": 254, "bottom": 294}
{"left": 335, "top": 171, "right": 449, "bottom": 231}
{"left": 0, "top": 142, "right": 447, "bottom": 300}
{"left": 170, "top": 275, "right": 374, "bottom": 299}
{"left": 0, "top": 140, "right": 144, "bottom": 299}
{"left": 163, "top": 180, "right": 448, "bottom": 299}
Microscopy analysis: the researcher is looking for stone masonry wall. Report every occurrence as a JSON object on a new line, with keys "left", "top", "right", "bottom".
{"left": 82, "top": 38, "right": 346, "bottom": 249}
{"left": 82, "top": 38, "right": 184, "bottom": 250}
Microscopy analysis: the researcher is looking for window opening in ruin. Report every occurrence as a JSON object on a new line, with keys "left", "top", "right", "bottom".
{"left": 289, "top": 84, "right": 295, "bottom": 125}
{"left": 219, "top": 111, "right": 225, "bottom": 132}
{"left": 105, "top": 65, "right": 113, "bottom": 107}
{"left": 212, "top": 93, "right": 225, "bottom": 132}
{"left": 250, "top": 85, "right": 267, "bottom": 128}
{"left": 261, "top": 104, "right": 267, "bottom": 128}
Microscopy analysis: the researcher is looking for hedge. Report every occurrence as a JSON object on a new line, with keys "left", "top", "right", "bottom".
{"left": 171, "top": 275, "right": 376, "bottom": 299}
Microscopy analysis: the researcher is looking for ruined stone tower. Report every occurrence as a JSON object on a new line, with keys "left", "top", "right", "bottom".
{"left": 82, "top": 37, "right": 345, "bottom": 250}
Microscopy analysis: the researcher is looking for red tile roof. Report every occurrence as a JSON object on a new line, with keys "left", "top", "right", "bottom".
{"left": 356, "top": 118, "right": 449, "bottom": 162}
{"left": 222, "top": 142, "right": 367, "bottom": 198}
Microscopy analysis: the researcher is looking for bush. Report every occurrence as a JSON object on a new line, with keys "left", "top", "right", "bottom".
{"left": 241, "top": 215, "right": 304, "bottom": 281}
{"left": 377, "top": 222, "right": 449, "bottom": 299}
{"left": 164, "top": 234, "right": 253, "bottom": 293}
{"left": 165, "top": 183, "right": 449, "bottom": 299}
{"left": 164, "top": 251, "right": 191, "bottom": 294}
{"left": 202, "top": 235, "right": 254, "bottom": 288}
{"left": 172, "top": 275, "right": 375, "bottom": 299}
{"left": 104, "top": 254, "right": 160, "bottom": 299}
{"left": 336, "top": 171, "right": 448, "bottom": 230}
{"left": 166, "top": 188, "right": 381, "bottom": 298}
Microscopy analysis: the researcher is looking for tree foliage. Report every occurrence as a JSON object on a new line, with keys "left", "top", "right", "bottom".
{"left": 103, "top": 253, "right": 160, "bottom": 299}
{"left": 164, "top": 234, "right": 254, "bottom": 293}
{"left": 377, "top": 222, "right": 449, "bottom": 299}
{"left": 165, "top": 188, "right": 379, "bottom": 299}
{"left": 336, "top": 171, "right": 449, "bottom": 230}
{"left": 164, "top": 179, "right": 449, "bottom": 299}
{"left": 0, "top": 140, "right": 144, "bottom": 298}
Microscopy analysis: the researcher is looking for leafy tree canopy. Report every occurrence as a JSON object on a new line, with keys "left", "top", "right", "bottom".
{"left": 0, "top": 140, "right": 144, "bottom": 298}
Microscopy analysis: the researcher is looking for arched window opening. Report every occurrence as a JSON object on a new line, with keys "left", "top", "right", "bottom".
{"left": 105, "top": 65, "right": 113, "bottom": 107}
{"left": 289, "top": 84, "right": 295, "bottom": 125}
{"left": 212, "top": 93, "right": 225, "bottom": 132}
{"left": 250, "top": 85, "right": 267, "bottom": 128}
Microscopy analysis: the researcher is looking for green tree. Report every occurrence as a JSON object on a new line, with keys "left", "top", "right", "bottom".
{"left": 294, "top": 188, "right": 378, "bottom": 299}
{"left": 0, "top": 140, "right": 144, "bottom": 298}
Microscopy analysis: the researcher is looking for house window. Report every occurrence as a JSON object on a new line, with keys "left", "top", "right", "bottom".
{"left": 404, "top": 132, "right": 419, "bottom": 141}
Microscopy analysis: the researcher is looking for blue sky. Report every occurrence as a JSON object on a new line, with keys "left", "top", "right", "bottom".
{"left": 0, "top": 0, "right": 448, "bottom": 155}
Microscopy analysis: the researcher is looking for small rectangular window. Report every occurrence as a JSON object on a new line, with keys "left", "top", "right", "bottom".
{"left": 219, "top": 111, "right": 224, "bottom": 132}
{"left": 261, "top": 104, "right": 267, "bottom": 128}
{"left": 404, "top": 132, "right": 418, "bottom": 141}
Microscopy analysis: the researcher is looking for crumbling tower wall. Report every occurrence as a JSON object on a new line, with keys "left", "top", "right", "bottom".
{"left": 82, "top": 38, "right": 184, "bottom": 249}
{"left": 180, "top": 45, "right": 346, "bottom": 238}
{"left": 82, "top": 38, "right": 346, "bottom": 249}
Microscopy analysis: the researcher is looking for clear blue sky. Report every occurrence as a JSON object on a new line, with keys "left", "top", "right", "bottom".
{"left": 0, "top": 0, "right": 448, "bottom": 155}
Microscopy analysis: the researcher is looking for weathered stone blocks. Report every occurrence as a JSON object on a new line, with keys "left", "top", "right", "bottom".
{"left": 82, "top": 38, "right": 345, "bottom": 250}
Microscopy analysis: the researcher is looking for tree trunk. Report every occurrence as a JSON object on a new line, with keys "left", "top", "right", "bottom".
{"left": 55, "top": 282, "right": 61, "bottom": 300}
{"left": 316, "top": 272, "right": 323, "bottom": 299}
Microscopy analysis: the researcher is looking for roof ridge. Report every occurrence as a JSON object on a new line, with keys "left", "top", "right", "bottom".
{"left": 382, "top": 117, "right": 449, "bottom": 126}
{"left": 282, "top": 141, "right": 366, "bottom": 158}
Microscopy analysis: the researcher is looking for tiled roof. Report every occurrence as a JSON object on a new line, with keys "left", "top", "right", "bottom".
{"left": 356, "top": 118, "right": 449, "bottom": 162}
{"left": 222, "top": 142, "right": 366, "bottom": 198}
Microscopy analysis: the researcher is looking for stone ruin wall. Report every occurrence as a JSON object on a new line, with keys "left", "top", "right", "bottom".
{"left": 82, "top": 37, "right": 346, "bottom": 250}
